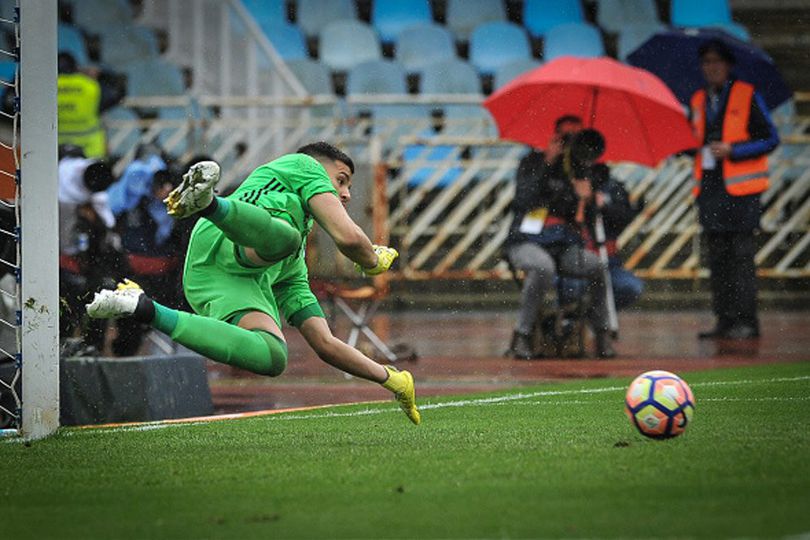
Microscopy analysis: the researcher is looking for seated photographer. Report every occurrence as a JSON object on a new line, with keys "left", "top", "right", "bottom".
{"left": 558, "top": 164, "right": 644, "bottom": 311}
{"left": 505, "top": 116, "right": 615, "bottom": 359}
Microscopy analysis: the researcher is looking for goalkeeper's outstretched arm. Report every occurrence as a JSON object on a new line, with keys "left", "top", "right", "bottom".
{"left": 309, "top": 192, "right": 397, "bottom": 275}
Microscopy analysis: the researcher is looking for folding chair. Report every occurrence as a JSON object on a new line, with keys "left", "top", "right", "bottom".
{"left": 313, "top": 280, "right": 416, "bottom": 363}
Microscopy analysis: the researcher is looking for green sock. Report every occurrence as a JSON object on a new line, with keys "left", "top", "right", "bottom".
{"left": 206, "top": 197, "right": 301, "bottom": 264}
{"left": 152, "top": 308, "right": 287, "bottom": 377}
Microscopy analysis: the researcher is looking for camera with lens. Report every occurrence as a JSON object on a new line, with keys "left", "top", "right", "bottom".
{"left": 563, "top": 128, "right": 606, "bottom": 186}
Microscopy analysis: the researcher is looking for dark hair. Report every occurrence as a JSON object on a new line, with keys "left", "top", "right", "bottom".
{"left": 698, "top": 39, "right": 736, "bottom": 65}
{"left": 296, "top": 141, "right": 355, "bottom": 174}
{"left": 58, "top": 52, "right": 77, "bottom": 74}
{"left": 83, "top": 161, "right": 114, "bottom": 193}
{"left": 555, "top": 115, "right": 583, "bottom": 132}
{"left": 570, "top": 128, "right": 606, "bottom": 163}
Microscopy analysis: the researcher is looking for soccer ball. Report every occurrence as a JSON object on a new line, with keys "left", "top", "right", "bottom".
{"left": 625, "top": 370, "right": 695, "bottom": 439}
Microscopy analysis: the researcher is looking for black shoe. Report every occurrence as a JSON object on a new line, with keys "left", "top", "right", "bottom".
{"left": 595, "top": 333, "right": 616, "bottom": 359}
{"left": 507, "top": 331, "right": 535, "bottom": 360}
{"left": 723, "top": 325, "right": 760, "bottom": 340}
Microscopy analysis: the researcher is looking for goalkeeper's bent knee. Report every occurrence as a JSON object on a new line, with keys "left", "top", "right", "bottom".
{"left": 253, "top": 329, "right": 288, "bottom": 377}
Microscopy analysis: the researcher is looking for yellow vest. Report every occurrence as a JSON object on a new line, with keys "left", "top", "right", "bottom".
{"left": 57, "top": 73, "right": 105, "bottom": 158}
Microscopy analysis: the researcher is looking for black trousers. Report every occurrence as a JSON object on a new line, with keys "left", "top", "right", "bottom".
{"left": 704, "top": 231, "right": 759, "bottom": 330}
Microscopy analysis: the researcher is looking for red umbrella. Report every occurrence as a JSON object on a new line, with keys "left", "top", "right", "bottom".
{"left": 483, "top": 56, "right": 698, "bottom": 166}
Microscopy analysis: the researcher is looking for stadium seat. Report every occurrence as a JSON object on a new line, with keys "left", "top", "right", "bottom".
{"left": 494, "top": 58, "right": 541, "bottom": 89}
{"left": 257, "top": 21, "right": 309, "bottom": 61}
{"left": 543, "top": 22, "right": 605, "bottom": 61}
{"left": 99, "top": 25, "right": 160, "bottom": 67}
{"left": 0, "top": 61, "right": 14, "bottom": 83}
{"left": 421, "top": 58, "right": 481, "bottom": 95}
{"left": 596, "top": 0, "right": 660, "bottom": 35}
{"left": 58, "top": 23, "right": 90, "bottom": 67}
{"left": 445, "top": 0, "right": 506, "bottom": 42}
{"left": 372, "top": 0, "right": 433, "bottom": 44}
{"left": 124, "top": 59, "right": 185, "bottom": 102}
{"left": 285, "top": 59, "right": 334, "bottom": 95}
{"left": 616, "top": 22, "right": 665, "bottom": 61}
{"left": 241, "top": 0, "right": 286, "bottom": 25}
{"left": 469, "top": 22, "right": 531, "bottom": 76}
{"left": 156, "top": 106, "right": 194, "bottom": 157}
{"left": 670, "top": 0, "right": 732, "bottom": 27}
{"left": 103, "top": 106, "right": 142, "bottom": 158}
{"left": 395, "top": 22, "right": 456, "bottom": 75}
{"left": 71, "top": 0, "right": 134, "bottom": 30}
{"left": 319, "top": 20, "right": 381, "bottom": 72}
{"left": 712, "top": 22, "right": 751, "bottom": 41}
{"left": 523, "top": 0, "right": 585, "bottom": 38}
{"left": 297, "top": 0, "right": 357, "bottom": 38}
{"left": 284, "top": 59, "right": 337, "bottom": 117}
{"left": 347, "top": 60, "right": 408, "bottom": 95}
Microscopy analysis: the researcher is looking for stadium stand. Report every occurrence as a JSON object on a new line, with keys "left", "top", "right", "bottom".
{"left": 297, "top": 0, "right": 357, "bottom": 38}
{"left": 319, "top": 20, "right": 381, "bottom": 72}
{"left": 395, "top": 22, "right": 457, "bottom": 76}
{"left": 0, "top": 60, "right": 14, "bottom": 83}
{"left": 523, "top": 0, "right": 585, "bottom": 38}
{"left": 596, "top": 0, "right": 660, "bottom": 35}
{"left": 123, "top": 58, "right": 185, "bottom": 115}
{"left": 445, "top": 0, "right": 507, "bottom": 42}
{"left": 543, "top": 22, "right": 605, "bottom": 61}
{"left": 469, "top": 21, "right": 532, "bottom": 76}
{"left": 372, "top": 0, "right": 433, "bottom": 44}
{"left": 285, "top": 58, "right": 335, "bottom": 96}
{"left": 103, "top": 106, "right": 142, "bottom": 159}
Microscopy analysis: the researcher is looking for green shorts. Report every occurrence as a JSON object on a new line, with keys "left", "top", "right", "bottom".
{"left": 182, "top": 218, "right": 324, "bottom": 327}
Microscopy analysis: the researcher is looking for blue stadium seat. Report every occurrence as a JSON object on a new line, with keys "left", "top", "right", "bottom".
{"left": 99, "top": 25, "right": 160, "bottom": 67}
{"left": 494, "top": 58, "right": 541, "bottom": 89}
{"left": 617, "top": 22, "right": 665, "bottom": 60}
{"left": 124, "top": 59, "right": 185, "bottom": 100}
{"left": 372, "top": 0, "right": 433, "bottom": 44}
{"left": 0, "top": 61, "right": 14, "bottom": 83}
{"left": 103, "top": 106, "right": 141, "bottom": 158}
{"left": 319, "top": 20, "right": 381, "bottom": 72}
{"left": 543, "top": 22, "right": 605, "bottom": 61}
{"left": 58, "top": 24, "right": 90, "bottom": 67}
{"left": 596, "top": 0, "right": 659, "bottom": 35}
{"left": 258, "top": 21, "right": 308, "bottom": 61}
{"left": 712, "top": 22, "right": 751, "bottom": 41}
{"left": 347, "top": 60, "right": 408, "bottom": 95}
{"left": 241, "top": 0, "right": 286, "bottom": 25}
{"left": 0, "top": 1, "right": 13, "bottom": 22}
{"left": 421, "top": 59, "right": 481, "bottom": 94}
{"left": 395, "top": 23, "right": 456, "bottom": 75}
{"left": 523, "top": 0, "right": 584, "bottom": 38}
{"left": 445, "top": 0, "right": 506, "bottom": 41}
{"left": 71, "top": 0, "right": 134, "bottom": 30}
{"left": 156, "top": 106, "right": 193, "bottom": 157}
{"left": 285, "top": 59, "right": 334, "bottom": 95}
{"left": 469, "top": 22, "right": 531, "bottom": 76}
{"left": 284, "top": 59, "right": 336, "bottom": 117}
{"left": 670, "top": 0, "right": 732, "bottom": 27}
{"left": 297, "top": 0, "right": 356, "bottom": 38}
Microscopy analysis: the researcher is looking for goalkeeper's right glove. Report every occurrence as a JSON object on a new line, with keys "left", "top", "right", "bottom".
{"left": 356, "top": 245, "right": 398, "bottom": 276}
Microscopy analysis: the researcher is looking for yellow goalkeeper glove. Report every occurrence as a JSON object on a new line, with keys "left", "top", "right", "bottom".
{"left": 356, "top": 245, "right": 398, "bottom": 276}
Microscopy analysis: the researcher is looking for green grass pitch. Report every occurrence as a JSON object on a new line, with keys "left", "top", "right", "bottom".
{"left": 3, "top": 361, "right": 810, "bottom": 539}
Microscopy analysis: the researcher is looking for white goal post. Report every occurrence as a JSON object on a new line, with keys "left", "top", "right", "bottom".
{"left": 19, "top": 0, "right": 59, "bottom": 440}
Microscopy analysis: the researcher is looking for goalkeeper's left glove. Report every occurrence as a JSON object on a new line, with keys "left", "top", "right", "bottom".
{"left": 356, "top": 245, "right": 398, "bottom": 276}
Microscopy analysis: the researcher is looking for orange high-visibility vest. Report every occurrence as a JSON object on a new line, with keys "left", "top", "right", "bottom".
{"left": 690, "top": 81, "right": 769, "bottom": 197}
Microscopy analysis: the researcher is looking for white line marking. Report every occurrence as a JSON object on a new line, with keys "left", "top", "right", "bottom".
{"left": 4, "top": 374, "right": 805, "bottom": 440}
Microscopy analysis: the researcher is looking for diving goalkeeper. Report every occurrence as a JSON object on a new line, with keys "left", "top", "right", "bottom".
{"left": 87, "top": 142, "right": 420, "bottom": 424}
